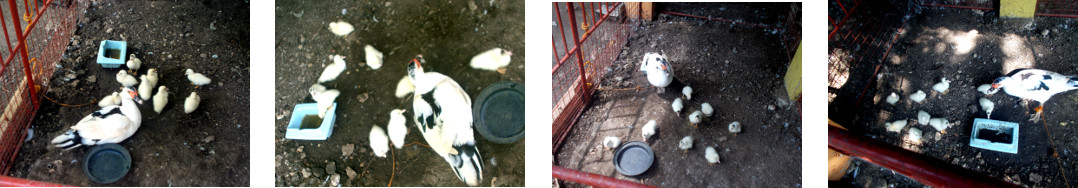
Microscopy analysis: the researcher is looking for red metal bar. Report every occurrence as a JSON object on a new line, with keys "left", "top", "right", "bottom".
{"left": 828, "top": 0, "right": 860, "bottom": 40}
{"left": 922, "top": 3, "right": 994, "bottom": 10}
{"left": 553, "top": 2, "right": 621, "bottom": 75}
{"left": 828, "top": 126, "right": 1020, "bottom": 187}
{"left": 567, "top": 3, "right": 588, "bottom": 88}
{"left": 556, "top": 3, "right": 570, "bottom": 66}
{"left": 0, "top": 6, "right": 11, "bottom": 56}
{"left": 0, "top": 175, "right": 73, "bottom": 187}
{"left": 553, "top": 166, "right": 656, "bottom": 188}
{"left": 1035, "top": 13, "right": 1078, "bottom": 18}
{"left": 660, "top": 11, "right": 777, "bottom": 29}
{"left": 835, "top": 0, "right": 848, "bottom": 15}
{"left": 10, "top": 0, "right": 38, "bottom": 107}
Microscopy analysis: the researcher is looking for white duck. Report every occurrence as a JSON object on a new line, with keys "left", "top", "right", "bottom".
{"left": 682, "top": 86, "right": 692, "bottom": 100}
{"left": 395, "top": 75, "right": 415, "bottom": 98}
{"left": 406, "top": 55, "right": 483, "bottom": 186}
{"left": 671, "top": 98, "right": 683, "bottom": 117}
{"left": 318, "top": 55, "right": 347, "bottom": 83}
{"left": 885, "top": 119, "right": 907, "bottom": 133}
{"left": 115, "top": 71, "right": 139, "bottom": 87}
{"left": 917, "top": 110, "right": 930, "bottom": 125}
{"left": 641, "top": 120, "right": 657, "bottom": 141}
{"left": 469, "top": 47, "right": 512, "bottom": 73}
{"left": 678, "top": 136, "right": 693, "bottom": 152}
{"left": 126, "top": 54, "right": 141, "bottom": 73}
{"left": 639, "top": 52, "right": 674, "bottom": 93}
{"left": 603, "top": 136, "right": 620, "bottom": 150}
{"left": 705, "top": 146, "right": 720, "bottom": 165}
{"left": 369, "top": 125, "right": 390, "bottom": 158}
{"left": 309, "top": 84, "right": 340, "bottom": 118}
{"left": 932, "top": 77, "right": 950, "bottom": 94}
{"left": 184, "top": 92, "right": 200, "bottom": 114}
{"left": 98, "top": 92, "right": 121, "bottom": 107}
{"left": 51, "top": 87, "right": 143, "bottom": 149}
{"left": 153, "top": 86, "right": 169, "bottom": 113}
{"left": 146, "top": 68, "right": 159, "bottom": 88}
{"left": 138, "top": 75, "right": 153, "bottom": 101}
{"left": 689, "top": 110, "right": 703, "bottom": 128}
{"left": 986, "top": 69, "right": 1078, "bottom": 121}
{"left": 977, "top": 84, "right": 992, "bottom": 95}
{"left": 185, "top": 69, "right": 212, "bottom": 88}
{"left": 387, "top": 109, "right": 408, "bottom": 149}
{"left": 364, "top": 45, "right": 384, "bottom": 70}
{"left": 909, "top": 90, "right": 927, "bottom": 103}
{"left": 328, "top": 20, "right": 354, "bottom": 37}
{"left": 728, "top": 121, "right": 742, "bottom": 135}
{"left": 886, "top": 92, "right": 900, "bottom": 105}
{"left": 701, "top": 103, "right": 714, "bottom": 117}
{"left": 980, "top": 97, "right": 994, "bottom": 119}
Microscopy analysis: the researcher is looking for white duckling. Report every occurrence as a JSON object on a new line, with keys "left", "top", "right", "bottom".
{"left": 364, "top": 45, "right": 384, "bottom": 70}
{"left": 184, "top": 92, "right": 200, "bottom": 114}
{"left": 932, "top": 77, "right": 950, "bottom": 94}
{"left": 986, "top": 68, "right": 1078, "bottom": 121}
{"left": 885, "top": 119, "right": 908, "bottom": 133}
{"left": 928, "top": 118, "right": 949, "bottom": 132}
{"left": 98, "top": 92, "right": 121, "bottom": 107}
{"left": 980, "top": 98, "right": 994, "bottom": 119}
{"left": 701, "top": 103, "right": 714, "bottom": 117}
{"left": 185, "top": 69, "right": 212, "bottom": 88}
{"left": 318, "top": 55, "right": 347, "bottom": 83}
{"left": 689, "top": 110, "right": 703, "bottom": 128}
{"left": 682, "top": 86, "right": 692, "bottom": 100}
{"left": 152, "top": 86, "right": 169, "bottom": 113}
{"left": 671, "top": 98, "right": 683, "bottom": 117}
{"left": 907, "top": 127, "right": 923, "bottom": 143}
{"left": 640, "top": 52, "right": 674, "bottom": 93}
{"left": 395, "top": 75, "right": 415, "bottom": 98}
{"left": 469, "top": 47, "right": 512, "bottom": 73}
{"left": 728, "top": 121, "right": 742, "bottom": 135}
{"left": 406, "top": 55, "right": 483, "bottom": 186}
{"left": 642, "top": 120, "right": 657, "bottom": 141}
{"left": 917, "top": 110, "right": 930, "bottom": 125}
{"left": 909, "top": 90, "right": 927, "bottom": 103}
{"left": 603, "top": 136, "right": 620, "bottom": 150}
{"left": 369, "top": 125, "right": 390, "bottom": 158}
{"left": 387, "top": 109, "right": 408, "bottom": 149}
{"left": 146, "top": 68, "right": 159, "bottom": 88}
{"left": 328, "top": 20, "right": 354, "bottom": 37}
{"left": 678, "top": 136, "right": 693, "bottom": 152}
{"left": 309, "top": 84, "right": 340, "bottom": 118}
{"left": 52, "top": 87, "right": 143, "bottom": 149}
{"left": 705, "top": 146, "right": 720, "bottom": 165}
{"left": 886, "top": 92, "right": 900, "bottom": 105}
{"left": 115, "top": 71, "right": 139, "bottom": 87}
{"left": 977, "top": 84, "right": 992, "bottom": 95}
{"left": 126, "top": 54, "right": 141, "bottom": 73}
{"left": 138, "top": 75, "right": 153, "bottom": 101}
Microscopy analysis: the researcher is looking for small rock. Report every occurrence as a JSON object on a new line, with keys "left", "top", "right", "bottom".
{"left": 87, "top": 75, "right": 96, "bottom": 82}
{"left": 356, "top": 93, "right": 369, "bottom": 103}
{"left": 717, "top": 136, "right": 728, "bottom": 142}
{"left": 345, "top": 167, "right": 356, "bottom": 179}
{"left": 767, "top": 105, "right": 775, "bottom": 111}
{"left": 105, "top": 27, "right": 113, "bottom": 33}
{"left": 301, "top": 168, "right": 311, "bottom": 178}
{"left": 326, "top": 161, "right": 336, "bottom": 174}
{"left": 329, "top": 174, "right": 340, "bottom": 187}
{"left": 200, "top": 53, "right": 207, "bottom": 58}
{"left": 468, "top": 0, "right": 477, "bottom": 11}
{"left": 342, "top": 144, "right": 354, "bottom": 156}
{"left": 202, "top": 136, "right": 215, "bottom": 143}
{"left": 1030, "top": 173, "right": 1042, "bottom": 184}
{"left": 297, "top": 145, "right": 304, "bottom": 152}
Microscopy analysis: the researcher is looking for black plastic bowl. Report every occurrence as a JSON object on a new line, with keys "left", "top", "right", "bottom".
{"left": 82, "top": 144, "right": 131, "bottom": 184}
{"left": 613, "top": 141, "right": 654, "bottom": 176}
{"left": 473, "top": 81, "right": 525, "bottom": 144}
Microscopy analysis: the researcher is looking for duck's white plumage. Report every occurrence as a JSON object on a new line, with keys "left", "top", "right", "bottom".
{"left": 987, "top": 69, "right": 1078, "bottom": 121}
{"left": 407, "top": 55, "right": 482, "bottom": 186}
{"left": 885, "top": 119, "right": 907, "bottom": 133}
{"left": 115, "top": 71, "right": 138, "bottom": 87}
{"left": 705, "top": 146, "right": 720, "bottom": 164}
{"left": 642, "top": 120, "right": 657, "bottom": 141}
{"left": 728, "top": 121, "right": 742, "bottom": 134}
{"left": 328, "top": 21, "right": 354, "bottom": 36}
{"left": 928, "top": 118, "right": 949, "bottom": 132}
{"left": 603, "top": 136, "right": 620, "bottom": 149}
{"left": 682, "top": 86, "right": 692, "bottom": 100}
{"left": 387, "top": 109, "right": 408, "bottom": 149}
{"left": 98, "top": 92, "right": 121, "bottom": 107}
{"left": 126, "top": 54, "right": 141, "bottom": 72}
{"left": 886, "top": 92, "right": 900, "bottom": 105}
{"left": 138, "top": 75, "right": 153, "bottom": 101}
{"left": 932, "top": 77, "right": 950, "bottom": 94}
{"left": 146, "top": 68, "right": 159, "bottom": 88}
{"left": 319, "top": 55, "right": 347, "bottom": 83}
{"left": 365, "top": 45, "right": 384, "bottom": 70}
{"left": 370, "top": 125, "right": 390, "bottom": 158}
{"left": 678, "top": 136, "right": 693, "bottom": 150}
{"left": 910, "top": 90, "right": 927, "bottom": 103}
{"left": 184, "top": 92, "right": 200, "bottom": 114}
{"left": 469, "top": 47, "right": 512, "bottom": 71}
{"left": 671, "top": 98, "right": 683, "bottom": 116}
{"left": 395, "top": 75, "right": 415, "bottom": 98}
{"left": 186, "top": 69, "right": 212, "bottom": 86}
{"left": 309, "top": 84, "right": 340, "bottom": 118}
{"left": 917, "top": 110, "right": 930, "bottom": 125}
{"left": 980, "top": 98, "right": 994, "bottom": 119}
{"left": 689, "top": 110, "right": 703, "bottom": 126}
{"left": 977, "top": 84, "right": 992, "bottom": 95}
{"left": 701, "top": 103, "right": 713, "bottom": 117}
{"left": 153, "top": 86, "right": 169, "bottom": 113}
{"left": 640, "top": 52, "right": 674, "bottom": 93}
{"left": 52, "top": 87, "right": 143, "bottom": 149}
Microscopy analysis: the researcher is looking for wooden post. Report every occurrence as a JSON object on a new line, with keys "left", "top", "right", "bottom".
{"left": 641, "top": 2, "right": 653, "bottom": 21}
{"left": 1000, "top": 0, "right": 1036, "bottom": 18}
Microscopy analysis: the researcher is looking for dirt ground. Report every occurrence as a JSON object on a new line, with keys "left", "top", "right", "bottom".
{"left": 9, "top": 0, "right": 251, "bottom": 186}
{"left": 829, "top": 2, "right": 1078, "bottom": 187}
{"left": 274, "top": 0, "right": 524, "bottom": 186}
{"left": 553, "top": 4, "right": 802, "bottom": 187}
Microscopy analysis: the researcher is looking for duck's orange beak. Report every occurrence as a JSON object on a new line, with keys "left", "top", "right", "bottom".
{"left": 412, "top": 56, "right": 422, "bottom": 69}
{"left": 125, "top": 87, "right": 143, "bottom": 105}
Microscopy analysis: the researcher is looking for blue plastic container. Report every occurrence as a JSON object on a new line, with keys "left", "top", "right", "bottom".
{"left": 970, "top": 118, "right": 1019, "bottom": 154}
{"left": 96, "top": 40, "right": 127, "bottom": 68}
{"left": 285, "top": 103, "right": 337, "bottom": 140}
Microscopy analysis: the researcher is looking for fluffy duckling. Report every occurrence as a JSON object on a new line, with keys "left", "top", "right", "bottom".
{"left": 98, "top": 92, "right": 121, "bottom": 107}
{"left": 364, "top": 45, "right": 384, "bottom": 70}
{"left": 395, "top": 75, "right": 415, "bottom": 98}
{"left": 319, "top": 55, "right": 347, "bottom": 83}
{"left": 603, "top": 136, "right": 620, "bottom": 150}
{"left": 328, "top": 20, "right": 354, "bottom": 37}
{"left": 185, "top": 69, "right": 212, "bottom": 88}
{"left": 932, "top": 77, "right": 950, "bottom": 94}
{"left": 138, "top": 75, "right": 153, "bottom": 101}
{"left": 184, "top": 92, "right": 200, "bottom": 114}
{"left": 689, "top": 110, "right": 703, "bottom": 128}
{"left": 387, "top": 109, "right": 408, "bottom": 149}
{"left": 678, "top": 136, "right": 693, "bottom": 152}
{"left": 886, "top": 92, "right": 900, "bottom": 105}
{"left": 146, "top": 68, "right": 159, "bottom": 87}
{"left": 115, "top": 71, "right": 139, "bottom": 87}
{"left": 928, "top": 118, "right": 949, "bottom": 132}
{"left": 369, "top": 125, "right": 389, "bottom": 158}
{"left": 705, "top": 146, "right": 720, "bottom": 164}
{"left": 885, "top": 119, "right": 908, "bottom": 133}
{"left": 309, "top": 84, "right": 340, "bottom": 118}
{"left": 728, "top": 121, "right": 742, "bottom": 135}
{"left": 672, "top": 98, "right": 683, "bottom": 117}
{"left": 152, "top": 86, "right": 169, "bottom": 113}
{"left": 977, "top": 84, "right": 992, "bottom": 95}
{"left": 126, "top": 54, "right": 141, "bottom": 73}
{"left": 980, "top": 98, "right": 994, "bottom": 119}
{"left": 701, "top": 103, "right": 714, "bottom": 117}
{"left": 642, "top": 120, "right": 657, "bottom": 141}
{"left": 907, "top": 127, "right": 923, "bottom": 143}
{"left": 910, "top": 90, "right": 927, "bottom": 103}
{"left": 917, "top": 110, "right": 930, "bottom": 125}
{"left": 682, "top": 86, "right": 693, "bottom": 100}
{"left": 469, "top": 47, "right": 512, "bottom": 73}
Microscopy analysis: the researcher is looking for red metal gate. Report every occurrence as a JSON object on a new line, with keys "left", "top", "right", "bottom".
{"left": 922, "top": 0, "right": 1078, "bottom": 18}
{"left": 0, "top": 0, "right": 85, "bottom": 174}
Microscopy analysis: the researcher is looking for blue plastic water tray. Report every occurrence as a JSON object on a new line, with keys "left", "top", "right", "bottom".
{"left": 96, "top": 40, "right": 127, "bottom": 68}
{"left": 285, "top": 103, "right": 337, "bottom": 140}
{"left": 970, "top": 118, "right": 1019, "bottom": 154}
